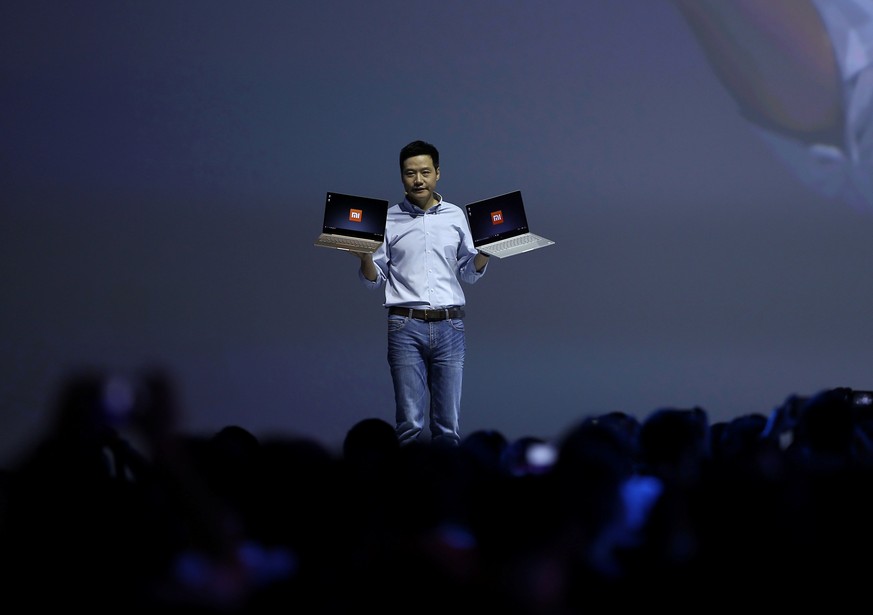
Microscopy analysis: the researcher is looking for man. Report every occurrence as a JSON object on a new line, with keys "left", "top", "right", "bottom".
{"left": 353, "top": 140, "right": 490, "bottom": 447}
{"left": 669, "top": 0, "right": 873, "bottom": 210}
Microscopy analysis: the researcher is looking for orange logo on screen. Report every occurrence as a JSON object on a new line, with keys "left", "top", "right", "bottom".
{"left": 349, "top": 208, "right": 363, "bottom": 222}
{"left": 491, "top": 210, "right": 504, "bottom": 225}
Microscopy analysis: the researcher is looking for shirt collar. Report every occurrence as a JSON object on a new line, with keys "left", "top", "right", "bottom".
{"left": 402, "top": 191, "right": 443, "bottom": 214}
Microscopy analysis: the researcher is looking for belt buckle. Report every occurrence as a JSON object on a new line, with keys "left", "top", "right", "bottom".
{"left": 424, "top": 308, "right": 447, "bottom": 321}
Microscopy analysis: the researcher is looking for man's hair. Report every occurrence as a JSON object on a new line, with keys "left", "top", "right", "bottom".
{"left": 399, "top": 140, "right": 439, "bottom": 171}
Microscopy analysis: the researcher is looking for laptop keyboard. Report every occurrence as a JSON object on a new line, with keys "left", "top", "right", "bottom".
{"left": 485, "top": 235, "right": 540, "bottom": 253}
{"left": 320, "top": 236, "right": 378, "bottom": 250}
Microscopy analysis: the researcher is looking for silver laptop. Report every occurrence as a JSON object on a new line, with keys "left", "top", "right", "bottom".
{"left": 464, "top": 190, "right": 555, "bottom": 258}
{"left": 314, "top": 191, "right": 389, "bottom": 253}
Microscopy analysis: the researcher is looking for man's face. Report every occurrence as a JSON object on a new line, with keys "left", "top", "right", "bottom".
{"left": 401, "top": 154, "right": 440, "bottom": 208}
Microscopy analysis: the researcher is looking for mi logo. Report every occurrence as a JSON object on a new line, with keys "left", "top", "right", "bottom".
{"left": 349, "top": 208, "right": 363, "bottom": 223}
{"left": 491, "top": 210, "right": 504, "bottom": 225}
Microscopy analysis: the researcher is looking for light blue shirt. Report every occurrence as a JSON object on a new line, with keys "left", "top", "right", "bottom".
{"left": 359, "top": 193, "right": 487, "bottom": 308}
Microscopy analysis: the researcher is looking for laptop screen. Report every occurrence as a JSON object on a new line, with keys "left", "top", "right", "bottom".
{"left": 465, "top": 190, "right": 530, "bottom": 247}
{"left": 323, "top": 192, "right": 388, "bottom": 240}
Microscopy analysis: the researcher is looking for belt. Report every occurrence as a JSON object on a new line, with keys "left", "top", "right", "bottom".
{"left": 388, "top": 306, "right": 465, "bottom": 321}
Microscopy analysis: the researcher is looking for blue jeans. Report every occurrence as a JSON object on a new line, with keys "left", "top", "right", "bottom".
{"left": 387, "top": 314, "right": 466, "bottom": 447}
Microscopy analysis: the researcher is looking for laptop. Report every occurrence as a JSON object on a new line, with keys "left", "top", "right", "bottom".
{"left": 464, "top": 190, "right": 555, "bottom": 258}
{"left": 314, "top": 191, "right": 389, "bottom": 253}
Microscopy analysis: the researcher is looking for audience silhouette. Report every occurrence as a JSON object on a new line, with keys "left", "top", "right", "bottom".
{"left": 1, "top": 366, "right": 872, "bottom": 612}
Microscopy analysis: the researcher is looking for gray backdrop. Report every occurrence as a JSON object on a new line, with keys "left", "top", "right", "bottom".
{"left": 3, "top": 0, "right": 871, "bottom": 465}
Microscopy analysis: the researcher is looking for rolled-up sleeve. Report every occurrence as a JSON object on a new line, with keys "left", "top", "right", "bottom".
{"left": 754, "top": 0, "right": 873, "bottom": 210}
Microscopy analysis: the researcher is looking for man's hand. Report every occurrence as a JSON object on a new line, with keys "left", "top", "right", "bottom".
{"left": 353, "top": 250, "right": 378, "bottom": 281}
{"left": 670, "top": 0, "right": 843, "bottom": 146}
{"left": 474, "top": 252, "right": 490, "bottom": 272}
